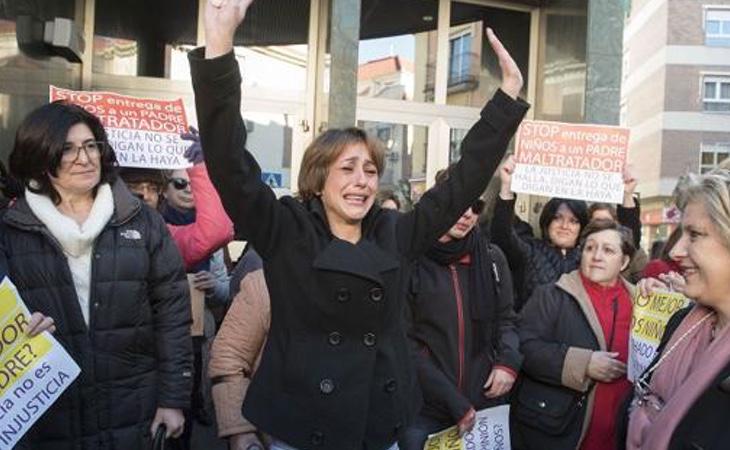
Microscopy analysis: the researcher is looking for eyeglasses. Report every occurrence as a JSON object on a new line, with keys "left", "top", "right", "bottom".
{"left": 471, "top": 199, "right": 485, "bottom": 215}
{"left": 169, "top": 177, "right": 190, "bottom": 190}
{"left": 62, "top": 141, "right": 105, "bottom": 163}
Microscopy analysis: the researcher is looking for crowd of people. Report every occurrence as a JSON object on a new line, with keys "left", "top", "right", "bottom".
{"left": 0, "top": 1, "right": 728, "bottom": 449}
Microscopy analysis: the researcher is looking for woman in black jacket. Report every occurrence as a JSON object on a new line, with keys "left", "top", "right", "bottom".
{"left": 512, "top": 220, "right": 636, "bottom": 450}
{"left": 491, "top": 155, "right": 589, "bottom": 311}
{"left": 1, "top": 102, "right": 193, "bottom": 450}
{"left": 625, "top": 169, "right": 730, "bottom": 450}
{"left": 190, "top": 2, "right": 528, "bottom": 449}
{"left": 401, "top": 179, "right": 521, "bottom": 449}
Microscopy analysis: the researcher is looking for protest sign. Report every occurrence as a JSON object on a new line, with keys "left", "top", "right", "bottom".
{"left": 49, "top": 86, "right": 192, "bottom": 170}
{"left": 425, "top": 405, "right": 510, "bottom": 450}
{"left": 628, "top": 291, "right": 691, "bottom": 381}
{"left": 0, "top": 278, "right": 80, "bottom": 449}
{"left": 511, "top": 120, "right": 630, "bottom": 204}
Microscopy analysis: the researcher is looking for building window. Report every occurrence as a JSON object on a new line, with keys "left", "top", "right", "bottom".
{"left": 703, "top": 76, "right": 730, "bottom": 112}
{"left": 448, "top": 33, "right": 473, "bottom": 85}
{"left": 705, "top": 9, "right": 730, "bottom": 46}
{"left": 700, "top": 143, "right": 730, "bottom": 173}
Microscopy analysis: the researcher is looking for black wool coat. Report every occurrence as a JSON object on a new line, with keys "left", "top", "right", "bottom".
{"left": 189, "top": 47, "right": 529, "bottom": 450}
{"left": 0, "top": 180, "right": 192, "bottom": 450}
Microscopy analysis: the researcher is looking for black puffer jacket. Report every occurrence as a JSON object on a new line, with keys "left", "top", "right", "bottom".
{"left": 1, "top": 180, "right": 193, "bottom": 450}
{"left": 491, "top": 197, "right": 580, "bottom": 310}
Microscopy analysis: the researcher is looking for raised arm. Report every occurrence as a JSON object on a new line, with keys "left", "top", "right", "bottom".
{"left": 189, "top": 0, "right": 292, "bottom": 259}
{"left": 491, "top": 154, "right": 531, "bottom": 271}
{"left": 397, "top": 29, "right": 529, "bottom": 258}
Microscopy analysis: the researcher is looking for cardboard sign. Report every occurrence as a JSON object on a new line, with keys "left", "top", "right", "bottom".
{"left": 512, "top": 120, "right": 630, "bottom": 204}
{"left": 188, "top": 275, "right": 205, "bottom": 337}
{"left": 0, "top": 278, "right": 81, "bottom": 449}
{"left": 628, "top": 291, "right": 691, "bottom": 381}
{"left": 49, "top": 86, "right": 192, "bottom": 170}
{"left": 425, "top": 405, "right": 511, "bottom": 450}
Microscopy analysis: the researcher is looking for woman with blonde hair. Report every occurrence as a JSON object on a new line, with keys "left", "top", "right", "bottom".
{"left": 625, "top": 169, "right": 730, "bottom": 450}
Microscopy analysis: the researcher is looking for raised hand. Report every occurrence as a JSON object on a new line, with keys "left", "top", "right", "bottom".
{"left": 499, "top": 154, "right": 516, "bottom": 200}
{"left": 181, "top": 126, "right": 204, "bottom": 164}
{"left": 623, "top": 165, "right": 638, "bottom": 207}
{"left": 205, "top": 0, "right": 255, "bottom": 58}
{"left": 486, "top": 28, "right": 523, "bottom": 99}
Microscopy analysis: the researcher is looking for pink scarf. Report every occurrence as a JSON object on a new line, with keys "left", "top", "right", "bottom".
{"left": 626, "top": 305, "right": 730, "bottom": 450}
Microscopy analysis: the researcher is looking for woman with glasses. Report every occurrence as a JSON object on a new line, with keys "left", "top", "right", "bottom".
{"left": 400, "top": 167, "right": 521, "bottom": 449}
{"left": 1, "top": 101, "right": 193, "bottom": 450}
{"left": 624, "top": 170, "right": 730, "bottom": 450}
{"left": 512, "top": 220, "right": 635, "bottom": 450}
{"left": 188, "top": 1, "right": 528, "bottom": 448}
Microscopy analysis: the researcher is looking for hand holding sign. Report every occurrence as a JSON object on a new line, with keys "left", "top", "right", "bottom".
{"left": 486, "top": 28, "right": 523, "bottom": 100}
{"left": 0, "top": 278, "right": 80, "bottom": 449}
{"left": 181, "top": 126, "right": 204, "bottom": 165}
{"left": 457, "top": 407, "right": 476, "bottom": 436}
{"left": 26, "top": 312, "right": 56, "bottom": 337}
{"left": 499, "top": 155, "right": 516, "bottom": 200}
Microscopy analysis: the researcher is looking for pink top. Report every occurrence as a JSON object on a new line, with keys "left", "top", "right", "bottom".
{"left": 167, "top": 163, "right": 234, "bottom": 270}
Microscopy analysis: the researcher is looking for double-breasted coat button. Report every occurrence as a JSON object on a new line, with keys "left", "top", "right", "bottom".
{"left": 335, "top": 288, "right": 350, "bottom": 303}
{"left": 363, "top": 332, "right": 376, "bottom": 347}
{"left": 328, "top": 332, "right": 342, "bottom": 346}
{"left": 384, "top": 378, "right": 397, "bottom": 393}
{"left": 310, "top": 431, "right": 324, "bottom": 446}
{"left": 369, "top": 287, "right": 383, "bottom": 302}
{"left": 319, "top": 378, "right": 335, "bottom": 394}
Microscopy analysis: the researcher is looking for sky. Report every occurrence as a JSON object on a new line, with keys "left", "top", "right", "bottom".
{"left": 358, "top": 35, "right": 415, "bottom": 63}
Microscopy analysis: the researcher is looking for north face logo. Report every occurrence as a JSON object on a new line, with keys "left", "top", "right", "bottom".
{"left": 120, "top": 229, "right": 142, "bottom": 240}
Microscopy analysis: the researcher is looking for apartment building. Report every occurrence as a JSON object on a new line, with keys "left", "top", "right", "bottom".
{"left": 623, "top": 0, "right": 730, "bottom": 244}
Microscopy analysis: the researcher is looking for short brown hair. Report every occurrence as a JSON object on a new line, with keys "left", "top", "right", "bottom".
{"left": 297, "top": 128, "right": 385, "bottom": 201}
{"left": 580, "top": 219, "right": 636, "bottom": 258}
{"left": 588, "top": 202, "right": 617, "bottom": 221}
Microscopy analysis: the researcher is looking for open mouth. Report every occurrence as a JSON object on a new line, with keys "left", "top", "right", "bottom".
{"left": 681, "top": 266, "right": 698, "bottom": 277}
{"left": 344, "top": 194, "right": 368, "bottom": 206}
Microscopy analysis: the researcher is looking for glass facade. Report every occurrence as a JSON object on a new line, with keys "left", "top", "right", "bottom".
{"left": 0, "top": 0, "right": 81, "bottom": 161}
{"left": 0, "top": 0, "right": 598, "bottom": 196}
{"left": 446, "top": 2, "right": 531, "bottom": 107}
{"left": 359, "top": 120, "right": 428, "bottom": 203}
{"left": 535, "top": 0, "right": 587, "bottom": 122}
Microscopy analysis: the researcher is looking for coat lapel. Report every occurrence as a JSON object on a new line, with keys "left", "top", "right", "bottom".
{"left": 313, "top": 238, "right": 399, "bottom": 285}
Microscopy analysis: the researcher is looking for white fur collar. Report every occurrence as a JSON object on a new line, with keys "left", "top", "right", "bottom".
{"left": 25, "top": 184, "right": 114, "bottom": 257}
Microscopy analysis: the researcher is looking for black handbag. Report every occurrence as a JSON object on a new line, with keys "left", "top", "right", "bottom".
{"left": 512, "top": 377, "right": 588, "bottom": 436}
{"left": 153, "top": 424, "right": 167, "bottom": 450}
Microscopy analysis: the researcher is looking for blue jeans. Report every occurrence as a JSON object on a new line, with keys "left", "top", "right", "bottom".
{"left": 270, "top": 439, "right": 399, "bottom": 450}
{"left": 398, "top": 415, "right": 452, "bottom": 450}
